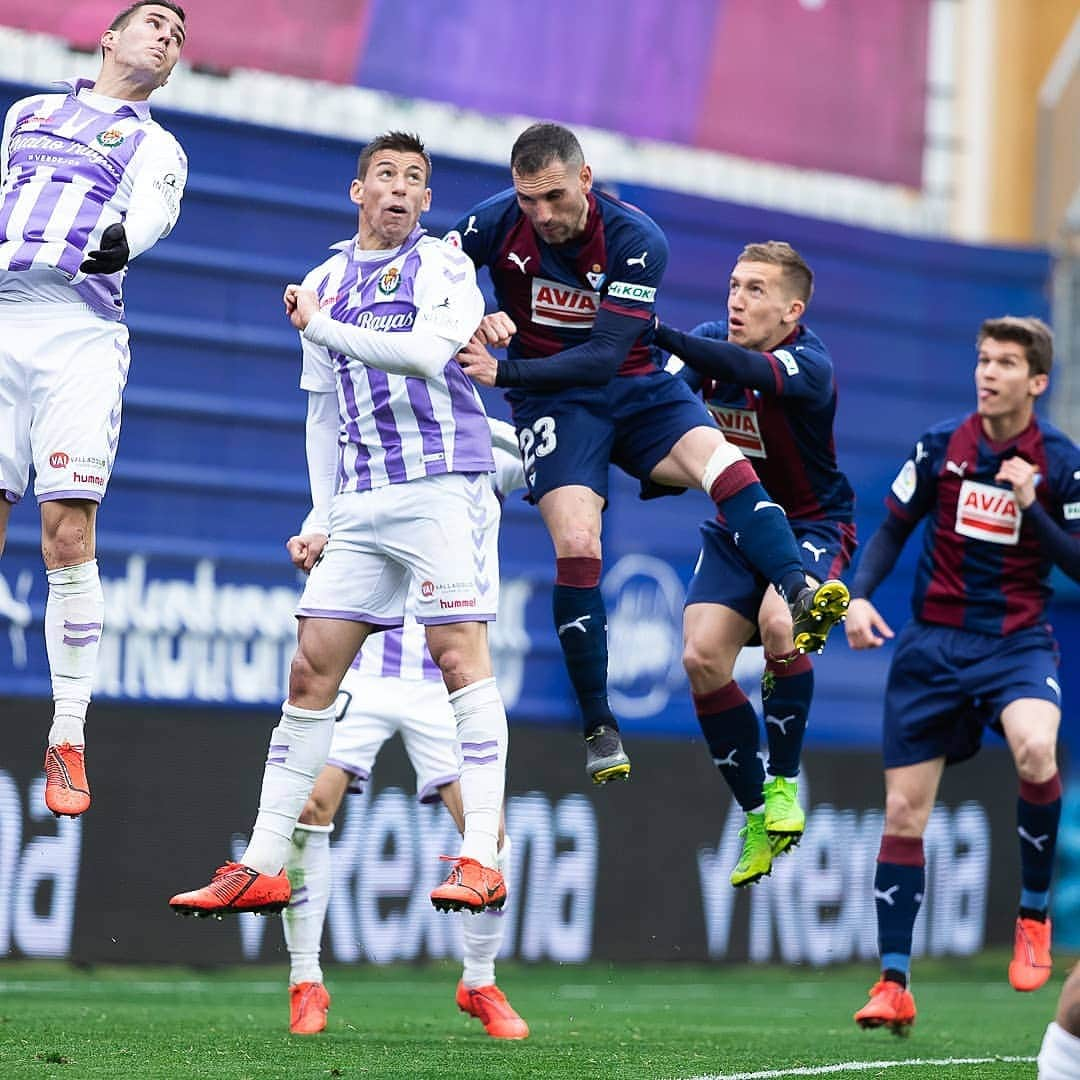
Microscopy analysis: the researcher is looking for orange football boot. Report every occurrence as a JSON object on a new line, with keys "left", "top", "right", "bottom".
{"left": 289, "top": 981, "right": 330, "bottom": 1035}
{"left": 430, "top": 856, "right": 506, "bottom": 913}
{"left": 456, "top": 981, "right": 529, "bottom": 1039}
{"left": 854, "top": 978, "right": 917, "bottom": 1035}
{"left": 44, "top": 742, "right": 91, "bottom": 817}
{"left": 169, "top": 862, "right": 291, "bottom": 917}
{"left": 1009, "top": 916, "right": 1052, "bottom": 991}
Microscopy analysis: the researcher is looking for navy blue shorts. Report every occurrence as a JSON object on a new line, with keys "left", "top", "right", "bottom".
{"left": 507, "top": 370, "right": 711, "bottom": 503}
{"left": 883, "top": 621, "right": 1061, "bottom": 769}
{"left": 685, "top": 518, "right": 856, "bottom": 625}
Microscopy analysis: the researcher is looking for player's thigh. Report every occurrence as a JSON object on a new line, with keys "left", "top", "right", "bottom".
{"left": 609, "top": 371, "right": 716, "bottom": 485}
{"left": 398, "top": 679, "right": 460, "bottom": 805}
{"left": 296, "top": 490, "right": 410, "bottom": 628}
{"left": 31, "top": 312, "right": 129, "bottom": 504}
{"left": 684, "top": 522, "right": 759, "bottom": 661}
{"left": 385, "top": 473, "right": 501, "bottom": 625}
{"left": 508, "top": 388, "right": 614, "bottom": 504}
{"left": 0, "top": 317, "right": 32, "bottom": 506}
{"left": 683, "top": 601, "right": 755, "bottom": 687}
{"left": 293, "top": 616, "right": 373, "bottom": 706}
{"left": 792, "top": 519, "right": 857, "bottom": 582}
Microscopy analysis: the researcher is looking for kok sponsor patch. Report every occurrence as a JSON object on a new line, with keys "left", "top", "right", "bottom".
{"left": 706, "top": 405, "right": 765, "bottom": 458}
{"left": 605, "top": 280, "right": 656, "bottom": 303}
{"left": 530, "top": 278, "right": 599, "bottom": 329}
{"left": 954, "top": 480, "right": 1020, "bottom": 545}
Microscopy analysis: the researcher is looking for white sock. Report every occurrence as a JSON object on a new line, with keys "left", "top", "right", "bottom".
{"left": 450, "top": 677, "right": 506, "bottom": 867}
{"left": 462, "top": 835, "right": 510, "bottom": 989}
{"left": 1038, "top": 1020, "right": 1080, "bottom": 1079}
{"left": 241, "top": 701, "right": 336, "bottom": 876}
{"left": 283, "top": 821, "right": 333, "bottom": 986}
{"left": 44, "top": 559, "right": 103, "bottom": 747}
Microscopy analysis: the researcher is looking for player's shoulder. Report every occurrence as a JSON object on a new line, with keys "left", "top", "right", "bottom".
{"left": 1034, "top": 416, "right": 1080, "bottom": 467}
{"left": 140, "top": 117, "right": 186, "bottom": 159}
{"left": 791, "top": 324, "right": 832, "bottom": 363}
{"left": 913, "top": 414, "right": 969, "bottom": 457}
{"left": 418, "top": 232, "right": 475, "bottom": 264}
{"left": 5, "top": 91, "right": 64, "bottom": 127}
{"left": 302, "top": 241, "right": 352, "bottom": 290}
{"left": 595, "top": 190, "right": 667, "bottom": 251}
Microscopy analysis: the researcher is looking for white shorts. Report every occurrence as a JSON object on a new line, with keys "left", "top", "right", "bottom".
{"left": 297, "top": 471, "right": 500, "bottom": 626}
{"left": 0, "top": 302, "right": 129, "bottom": 504}
{"left": 328, "top": 667, "right": 459, "bottom": 803}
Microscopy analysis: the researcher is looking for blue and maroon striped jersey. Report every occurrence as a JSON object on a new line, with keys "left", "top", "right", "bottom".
{"left": 447, "top": 188, "right": 667, "bottom": 376}
{"left": 886, "top": 412, "right": 1080, "bottom": 635}
{"left": 691, "top": 320, "right": 854, "bottom": 523}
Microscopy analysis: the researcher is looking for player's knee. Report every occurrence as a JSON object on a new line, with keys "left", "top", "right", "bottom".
{"left": 682, "top": 638, "right": 734, "bottom": 690}
{"left": 41, "top": 512, "right": 94, "bottom": 567}
{"left": 1013, "top": 733, "right": 1058, "bottom": 782}
{"left": 883, "top": 789, "right": 927, "bottom": 835}
{"left": 759, "top": 610, "right": 794, "bottom": 655}
{"left": 555, "top": 528, "right": 601, "bottom": 560}
{"left": 288, "top": 650, "right": 324, "bottom": 701}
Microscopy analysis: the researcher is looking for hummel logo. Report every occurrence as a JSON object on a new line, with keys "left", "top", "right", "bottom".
{"left": 754, "top": 500, "right": 784, "bottom": 513}
{"left": 765, "top": 713, "right": 796, "bottom": 734}
{"left": 1018, "top": 826, "right": 1049, "bottom": 852}
{"left": 508, "top": 252, "right": 531, "bottom": 273}
{"left": 627, "top": 250, "right": 648, "bottom": 268}
{"left": 874, "top": 885, "right": 899, "bottom": 907}
{"left": 714, "top": 749, "right": 739, "bottom": 768}
{"left": 802, "top": 540, "right": 826, "bottom": 562}
{"left": 557, "top": 614, "right": 592, "bottom": 636}
{"left": 464, "top": 215, "right": 479, "bottom": 237}
{"left": 945, "top": 460, "right": 967, "bottom": 477}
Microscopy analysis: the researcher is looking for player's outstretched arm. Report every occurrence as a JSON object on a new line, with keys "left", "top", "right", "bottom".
{"left": 654, "top": 322, "right": 776, "bottom": 392}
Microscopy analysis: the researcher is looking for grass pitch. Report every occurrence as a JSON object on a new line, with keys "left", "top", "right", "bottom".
{"left": 0, "top": 951, "right": 1061, "bottom": 1078}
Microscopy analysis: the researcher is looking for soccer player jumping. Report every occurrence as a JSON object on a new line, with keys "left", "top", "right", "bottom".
{"left": 170, "top": 133, "right": 511, "bottom": 922}
{"left": 847, "top": 317, "right": 1080, "bottom": 1034}
{"left": 449, "top": 123, "right": 849, "bottom": 785}
{"left": 0, "top": 2, "right": 188, "bottom": 818}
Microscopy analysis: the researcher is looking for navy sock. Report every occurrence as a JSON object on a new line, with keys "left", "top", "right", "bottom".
{"left": 553, "top": 557, "right": 616, "bottom": 737}
{"left": 709, "top": 461, "right": 805, "bottom": 598}
{"left": 1017, "top": 773, "right": 1062, "bottom": 912}
{"left": 874, "top": 835, "right": 925, "bottom": 983}
{"left": 693, "top": 681, "right": 765, "bottom": 812}
{"left": 762, "top": 651, "right": 813, "bottom": 777}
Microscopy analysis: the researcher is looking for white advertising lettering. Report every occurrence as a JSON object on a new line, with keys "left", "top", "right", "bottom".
{"left": 706, "top": 404, "right": 766, "bottom": 459}
{"left": 605, "top": 280, "right": 656, "bottom": 303}
{"left": 954, "top": 480, "right": 1020, "bottom": 545}
{"left": 530, "top": 278, "right": 599, "bottom": 328}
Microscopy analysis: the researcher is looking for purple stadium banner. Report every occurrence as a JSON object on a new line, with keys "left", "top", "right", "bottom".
{"left": 0, "top": 0, "right": 929, "bottom": 185}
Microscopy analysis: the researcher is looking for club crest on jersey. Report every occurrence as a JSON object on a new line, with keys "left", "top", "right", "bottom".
{"left": 954, "top": 479, "right": 1020, "bottom": 545}
{"left": 531, "top": 277, "right": 599, "bottom": 328}
{"left": 95, "top": 129, "right": 125, "bottom": 148}
{"left": 377, "top": 266, "right": 402, "bottom": 296}
{"left": 586, "top": 263, "right": 606, "bottom": 289}
{"left": 706, "top": 404, "right": 765, "bottom": 458}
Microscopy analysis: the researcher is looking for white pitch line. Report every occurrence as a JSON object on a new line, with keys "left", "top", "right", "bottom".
{"left": 676, "top": 1056, "right": 1036, "bottom": 1080}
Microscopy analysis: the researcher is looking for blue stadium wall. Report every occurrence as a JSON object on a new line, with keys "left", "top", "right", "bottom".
{"left": 2, "top": 81, "right": 1079, "bottom": 959}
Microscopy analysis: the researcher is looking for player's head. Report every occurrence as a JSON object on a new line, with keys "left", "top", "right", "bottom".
{"left": 351, "top": 132, "right": 433, "bottom": 251}
{"left": 727, "top": 241, "right": 813, "bottom": 352}
{"left": 101, "top": 3, "right": 186, "bottom": 90}
{"left": 510, "top": 123, "right": 592, "bottom": 245}
{"left": 975, "top": 315, "right": 1052, "bottom": 421}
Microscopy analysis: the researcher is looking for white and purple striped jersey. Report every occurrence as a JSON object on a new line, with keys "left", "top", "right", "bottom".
{"left": 349, "top": 425, "right": 525, "bottom": 683}
{"left": 0, "top": 79, "right": 186, "bottom": 320}
{"left": 299, "top": 226, "right": 493, "bottom": 492}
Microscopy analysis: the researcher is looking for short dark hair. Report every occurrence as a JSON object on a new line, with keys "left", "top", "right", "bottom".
{"left": 356, "top": 132, "right": 432, "bottom": 184}
{"left": 109, "top": 2, "right": 186, "bottom": 34}
{"left": 977, "top": 315, "right": 1054, "bottom": 376}
{"left": 511, "top": 122, "right": 584, "bottom": 176}
{"left": 737, "top": 241, "right": 814, "bottom": 304}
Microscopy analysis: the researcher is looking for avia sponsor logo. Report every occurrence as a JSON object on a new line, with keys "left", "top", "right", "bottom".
{"left": 605, "top": 280, "right": 656, "bottom": 303}
{"left": 355, "top": 309, "right": 416, "bottom": 332}
{"left": 72, "top": 472, "right": 105, "bottom": 488}
{"left": 235, "top": 787, "right": 596, "bottom": 963}
{"left": 698, "top": 779, "right": 990, "bottom": 965}
{"left": 954, "top": 480, "right": 1020, "bottom": 545}
{"left": 706, "top": 404, "right": 765, "bottom": 459}
{"left": 530, "top": 277, "right": 599, "bottom": 329}
{"left": 438, "top": 597, "right": 477, "bottom": 610}
{"left": 603, "top": 554, "right": 685, "bottom": 719}
{"left": 49, "top": 452, "right": 69, "bottom": 470}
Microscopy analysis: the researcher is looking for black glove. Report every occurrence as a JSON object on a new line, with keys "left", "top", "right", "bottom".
{"left": 80, "top": 223, "right": 129, "bottom": 274}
